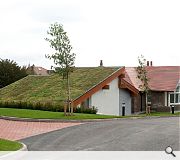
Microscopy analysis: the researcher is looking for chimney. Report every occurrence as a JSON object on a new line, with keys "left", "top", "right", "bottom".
{"left": 147, "top": 61, "right": 149, "bottom": 66}
{"left": 100, "top": 60, "right": 103, "bottom": 67}
{"left": 150, "top": 61, "right": 153, "bottom": 66}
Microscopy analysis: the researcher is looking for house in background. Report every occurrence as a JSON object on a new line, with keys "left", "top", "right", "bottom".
{"left": 26, "top": 65, "right": 53, "bottom": 76}
{"left": 124, "top": 62, "right": 180, "bottom": 112}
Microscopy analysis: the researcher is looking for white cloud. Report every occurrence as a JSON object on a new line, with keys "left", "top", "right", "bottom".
{"left": 0, "top": 0, "right": 179, "bottom": 69}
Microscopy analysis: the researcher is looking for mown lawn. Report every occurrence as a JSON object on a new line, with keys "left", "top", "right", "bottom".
{"left": 0, "top": 139, "right": 22, "bottom": 151}
{"left": 0, "top": 108, "right": 121, "bottom": 119}
{"left": 140, "top": 112, "right": 180, "bottom": 116}
{"left": 0, "top": 108, "right": 179, "bottom": 120}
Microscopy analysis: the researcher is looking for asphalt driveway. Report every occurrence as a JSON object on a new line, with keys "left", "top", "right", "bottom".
{"left": 21, "top": 117, "right": 180, "bottom": 151}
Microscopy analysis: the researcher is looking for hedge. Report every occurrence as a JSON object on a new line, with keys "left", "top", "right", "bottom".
{"left": 0, "top": 101, "right": 97, "bottom": 114}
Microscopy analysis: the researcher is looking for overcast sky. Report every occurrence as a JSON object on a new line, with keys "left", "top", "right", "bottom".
{"left": 0, "top": 0, "right": 179, "bottom": 69}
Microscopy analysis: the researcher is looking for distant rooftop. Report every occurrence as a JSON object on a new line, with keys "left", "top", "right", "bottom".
{"left": 124, "top": 66, "right": 180, "bottom": 91}
{"left": 27, "top": 65, "right": 49, "bottom": 76}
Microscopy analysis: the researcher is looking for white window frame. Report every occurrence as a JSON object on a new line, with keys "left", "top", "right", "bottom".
{"left": 169, "top": 82, "right": 180, "bottom": 105}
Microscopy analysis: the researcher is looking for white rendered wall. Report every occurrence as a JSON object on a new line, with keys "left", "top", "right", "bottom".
{"left": 119, "top": 88, "right": 132, "bottom": 116}
{"left": 91, "top": 78, "right": 119, "bottom": 115}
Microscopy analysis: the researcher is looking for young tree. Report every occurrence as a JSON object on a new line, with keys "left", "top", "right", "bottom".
{"left": 136, "top": 55, "right": 150, "bottom": 114}
{"left": 0, "top": 59, "right": 27, "bottom": 88}
{"left": 45, "top": 22, "right": 76, "bottom": 116}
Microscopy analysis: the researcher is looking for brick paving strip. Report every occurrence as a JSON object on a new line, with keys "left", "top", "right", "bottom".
{"left": 0, "top": 119, "right": 81, "bottom": 141}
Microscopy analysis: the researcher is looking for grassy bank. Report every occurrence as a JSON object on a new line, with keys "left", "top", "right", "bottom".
{"left": 0, "top": 139, "right": 22, "bottom": 151}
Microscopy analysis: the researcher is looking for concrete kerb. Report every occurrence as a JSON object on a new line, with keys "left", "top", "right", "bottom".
{"left": 18, "top": 142, "right": 28, "bottom": 151}
{"left": 0, "top": 142, "right": 28, "bottom": 159}
{"left": 0, "top": 115, "right": 122, "bottom": 123}
{"left": 0, "top": 115, "right": 179, "bottom": 123}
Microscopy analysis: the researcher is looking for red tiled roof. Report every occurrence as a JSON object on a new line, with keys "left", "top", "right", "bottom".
{"left": 124, "top": 67, "right": 142, "bottom": 90}
{"left": 124, "top": 66, "right": 180, "bottom": 91}
{"left": 33, "top": 66, "right": 49, "bottom": 76}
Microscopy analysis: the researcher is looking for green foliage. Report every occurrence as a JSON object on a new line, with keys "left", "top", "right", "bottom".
{"left": 45, "top": 22, "right": 76, "bottom": 114}
{"left": 45, "top": 22, "right": 76, "bottom": 78}
{"left": 136, "top": 55, "right": 149, "bottom": 93}
{"left": 140, "top": 112, "right": 180, "bottom": 116}
{"left": 0, "top": 101, "right": 64, "bottom": 112}
{"left": 0, "top": 101, "right": 97, "bottom": 114}
{"left": 75, "top": 106, "right": 98, "bottom": 114}
{"left": 0, "top": 108, "right": 123, "bottom": 119}
{"left": 0, "top": 108, "right": 179, "bottom": 120}
{"left": 0, "top": 59, "right": 27, "bottom": 88}
{"left": 136, "top": 55, "right": 150, "bottom": 113}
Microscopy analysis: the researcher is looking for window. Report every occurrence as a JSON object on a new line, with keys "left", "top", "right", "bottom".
{"left": 176, "top": 86, "right": 180, "bottom": 92}
{"left": 102, "top": 85, "right": 110, "bottom": 90}
{"left": 170, "top": 94, "right": 174, "bottom": 103}
{"left": 169, "top": 93, "right": 180, "bottom": 104}
{"left": 169, "top": 82, "right": 180, "bottom": 105}
{"left": 175, "top": 93, "right": 179, "bottom": 103}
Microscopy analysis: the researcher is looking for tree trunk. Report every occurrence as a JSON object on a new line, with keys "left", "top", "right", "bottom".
{"left": 140, "top": 92, "right": 143, "bottom": 112}
{"left": 145, "top": 92, "right": 147, "bottom": 114}
{"left": 145, "top": 92, "right": 150, "bottom": 115}
{"left": 67, "top": 72, "right": 72, "bottom": 115}
{"left": 64, "top": 103, "right": 67, "bottom": 116}
{"left": 71, "top": 102, "right": 74, "bottom": 115}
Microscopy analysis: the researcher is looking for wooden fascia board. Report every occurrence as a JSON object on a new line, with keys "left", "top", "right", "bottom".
{"left": 120, "top": 79, "right": 139, "bottom": 95}
{"left": 73, "top": 67, "right": 125, "bottom": 106}
{"left": 102, "top": 85, "right": 110, "bottom": 89}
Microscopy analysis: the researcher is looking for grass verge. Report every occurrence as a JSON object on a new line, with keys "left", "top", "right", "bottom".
{"left": 0, "top": 108, "right": 179, "bottom": 120}
{"left": 0, "top": 139, "right": 22, "bottom": 151}
{"left": 0, "top": 108, "right": 121, "bottom": 119}
{"left": 140, "top": 112, "right": 180, "bottom": 117}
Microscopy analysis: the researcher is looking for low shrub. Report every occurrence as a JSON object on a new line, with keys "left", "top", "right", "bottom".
{"left": 75, "top": 106, "right": 98, "bottom": 114}
{"left": 0, "top": 101, "right": 100, "bottom": 114}
{"left": 0, "top": 101, "right": 64, "bottom": 112}
{"left": 0, "top": 101, "right": 98, "bottom": 114}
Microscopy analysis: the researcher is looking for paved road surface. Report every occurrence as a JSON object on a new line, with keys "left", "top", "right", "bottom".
{"left": 21, "top": 117, "right": 180, "bottom": 151}
{"left": 0, "top": 119, "right": 80, "bottom": 140}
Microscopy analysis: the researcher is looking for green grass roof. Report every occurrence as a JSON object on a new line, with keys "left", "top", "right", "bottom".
{"left": 0, "top": 67, "right": 122, "bottom": 103}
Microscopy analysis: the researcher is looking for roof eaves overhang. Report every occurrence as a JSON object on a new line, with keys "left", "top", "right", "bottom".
{"left": 120, "top": 78, "right": 139, "bottom": 95}
{"left": 73, "top": 67, "right": 125, "bottom": 106}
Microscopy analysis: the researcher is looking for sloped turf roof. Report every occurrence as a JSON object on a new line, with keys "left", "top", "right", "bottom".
{"left": 0, "top": 67, "right": 122, "bottom": 103}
